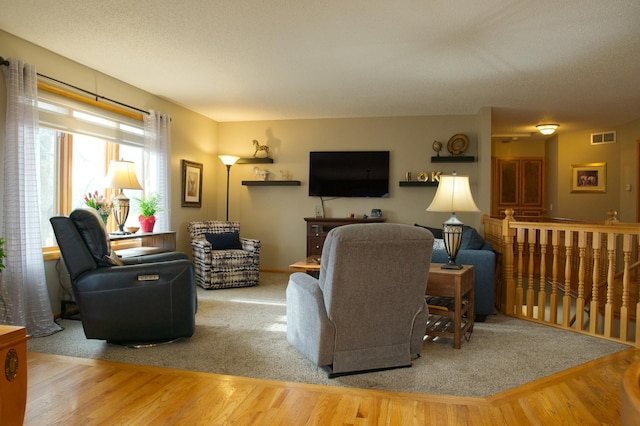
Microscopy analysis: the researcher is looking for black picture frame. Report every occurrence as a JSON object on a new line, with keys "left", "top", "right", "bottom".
{"left": 182, "top": 160, "right": 203, "bottom": 207}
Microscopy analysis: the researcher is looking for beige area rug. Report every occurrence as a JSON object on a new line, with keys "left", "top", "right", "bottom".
{"left": 27, "top": 272, "right": 630, "bottom": 398}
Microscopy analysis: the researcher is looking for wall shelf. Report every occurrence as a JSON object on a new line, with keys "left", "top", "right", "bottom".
{"left": 399, "top": 181, "right": 438, "bottom": 187}
{"left": 431, "top": 155, "right": 475, "bottom": 163}
{"left": 236, "top": 157, "right": 274, "bottom": 164}
{"left": 242, "top": 180, "right": 301, "bottom": 186}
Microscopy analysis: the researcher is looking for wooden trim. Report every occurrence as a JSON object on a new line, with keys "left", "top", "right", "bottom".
{"left": 42, "top": 247, "right": 60, "bottom": 262}
{"left": 637, "top": 140, "right": 640, "bottom": 222}
{"left": 37, "top": 81, "right": 144, "bottom": 122}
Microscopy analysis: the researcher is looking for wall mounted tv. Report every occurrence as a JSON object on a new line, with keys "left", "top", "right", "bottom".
{"left": 308, "top": 151, "right": 390, "bottom": 198}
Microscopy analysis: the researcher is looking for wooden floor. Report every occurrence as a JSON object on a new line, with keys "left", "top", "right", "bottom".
{"left": 25, "top": 348, "right": 640, "bottom": 425}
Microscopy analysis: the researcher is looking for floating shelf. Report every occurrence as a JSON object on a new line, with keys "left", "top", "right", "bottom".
{"left": 431, "top": 155, "right": 475, "bottom": 163}
{"left": 236, "top": 157, "right": 274, "bottom": 164}
{"left": 242, "top": 180, "right": 301, "bottom": 186}
{"left": 399, "top": 181, "right": 438, "bottom": 187}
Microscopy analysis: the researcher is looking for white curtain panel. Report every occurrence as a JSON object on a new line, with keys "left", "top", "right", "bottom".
{"left": 143, "top": 110, "right": 172, "bottom": 232}
{"left": 1, "top": 59, "right": 61, "bottom": 336}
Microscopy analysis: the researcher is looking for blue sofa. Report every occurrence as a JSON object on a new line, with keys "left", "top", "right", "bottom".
{"left": 416, "top": 224, "right": 496, "bottom": 319}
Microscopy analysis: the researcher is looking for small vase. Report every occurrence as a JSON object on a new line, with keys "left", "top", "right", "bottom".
{"left": 98, "top": 210, "right": 110, "bottom": 226}
{"left": 139, "top": 215, "right": 156, "bottom": 233}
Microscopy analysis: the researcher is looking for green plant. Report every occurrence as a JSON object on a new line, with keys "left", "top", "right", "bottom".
{"left": 135, "top": 193, "right": 162, "bottom": 218}
{"left": 0, "top": 237, "right": 6, "bottom": 271}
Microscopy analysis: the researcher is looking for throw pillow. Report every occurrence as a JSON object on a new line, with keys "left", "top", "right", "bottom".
{"left": 414, "top": 223, "right": 443, "bottom": 239}
{"left": 105, "top": 251, "right": 124, "bottom": 266}
{"left": 461, "top": 226, "right": 486, "bottom": 250}
{"left": 433, "top": 238, "right": 446, "bottom": 250}
{"left": 205, "top": 232, "right": 242, "bottom": 250}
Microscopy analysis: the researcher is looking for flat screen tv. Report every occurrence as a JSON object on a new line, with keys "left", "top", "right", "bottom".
{"left": 308, "top": 151, "right": 390, "bottom": 198}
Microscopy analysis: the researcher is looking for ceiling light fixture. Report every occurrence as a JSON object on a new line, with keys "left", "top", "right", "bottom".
{"left": 536, "top": 124, "right": 559, "bottom": 136}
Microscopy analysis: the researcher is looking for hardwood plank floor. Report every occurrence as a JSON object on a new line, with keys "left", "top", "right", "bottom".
{"left": 25, "top": 348, "right": 640, "bottom": 425}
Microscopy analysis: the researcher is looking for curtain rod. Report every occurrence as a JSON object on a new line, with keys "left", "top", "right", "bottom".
{"left": 0, "top": 55, "right": 149, "bottom": 116}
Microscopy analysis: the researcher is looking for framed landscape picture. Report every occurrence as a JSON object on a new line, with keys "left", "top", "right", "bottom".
{"left": 571, "top": 162, "right": 606, "bottom": 193}
{"left": 182, "top": 160, "right": 203, "bottom": 207}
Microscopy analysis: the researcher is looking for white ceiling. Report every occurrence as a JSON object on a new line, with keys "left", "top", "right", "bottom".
{"left": 1, "top": 1, "right": 640, "bottom": 142}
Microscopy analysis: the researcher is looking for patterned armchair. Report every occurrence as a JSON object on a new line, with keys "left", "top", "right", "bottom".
{"left": 187, "top": 221, "right": 261, "bottom": 289}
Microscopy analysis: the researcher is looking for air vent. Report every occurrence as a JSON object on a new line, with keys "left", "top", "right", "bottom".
{"left": 591, "top": 131, "right": 616, "bottom": 145}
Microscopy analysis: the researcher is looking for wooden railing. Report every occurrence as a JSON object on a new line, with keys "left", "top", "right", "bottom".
{"left": 483, "top": 209, "right": 640, "bottom": 347}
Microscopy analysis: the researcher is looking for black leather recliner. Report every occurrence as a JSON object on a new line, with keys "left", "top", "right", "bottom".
{"left": 50, "top": 208, "right": 197, "bottom": 344}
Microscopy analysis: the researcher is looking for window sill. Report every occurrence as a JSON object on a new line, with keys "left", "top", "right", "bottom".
{"left": 42, "top": 240, "right": 140, "bottom": 262}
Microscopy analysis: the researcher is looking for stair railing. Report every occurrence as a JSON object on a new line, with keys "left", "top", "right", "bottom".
{"left": 483, "top": 209, "right": 640, "bottom": 347}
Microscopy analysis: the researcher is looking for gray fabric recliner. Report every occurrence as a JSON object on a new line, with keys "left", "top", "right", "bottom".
{"left": 286, "top": 223, "right": 434, "bottom": 377}
{"left": 50, "top": 208, "right": 197, "bottom": 344}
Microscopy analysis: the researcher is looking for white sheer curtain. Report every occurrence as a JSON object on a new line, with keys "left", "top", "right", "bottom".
{"left": 143, "top": 110, "right": 171, "bottom": 232}
{"left": 1, "top": 59, "right": 61, "bottom": 336}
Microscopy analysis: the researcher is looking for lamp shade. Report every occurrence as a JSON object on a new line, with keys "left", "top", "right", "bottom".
{"left": 426, "top": 174, "right": 479, "bottom": 213}
{"left": 218, "top": 155, "right": 240, "bottom": 166}
{"left": 104, "top": 160, "right": 143, "bottom": 190}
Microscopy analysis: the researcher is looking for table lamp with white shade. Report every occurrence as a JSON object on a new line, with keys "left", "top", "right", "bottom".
{"left": 104, "top": 160, "right": 143, "bottom": 234}
{"left": 426, "top": 172, "right": 480, "bottom": 269}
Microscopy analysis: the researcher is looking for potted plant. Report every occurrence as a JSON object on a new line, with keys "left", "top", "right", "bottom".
{"left": 135, "top": 193, "right": 162, "bottom": 233}
{"left": 0, "top": 237, "right": 6, "bottom": 272}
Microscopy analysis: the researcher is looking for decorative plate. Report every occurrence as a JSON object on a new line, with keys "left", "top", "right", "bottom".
{"left": 447, "top": 133, "right": 469, "bottom": 155}
{"left": 417, "top": 171, "right": 429, "bottom": 182}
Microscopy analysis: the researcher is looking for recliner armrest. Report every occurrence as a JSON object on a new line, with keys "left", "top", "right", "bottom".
{"left": 121, "top": 251, "right": 188, "bottom": 265}
{"left": 241, "top": 238, "right": 261, "bottom": 253}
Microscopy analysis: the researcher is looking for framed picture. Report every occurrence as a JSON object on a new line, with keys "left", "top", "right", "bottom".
{"left": 182, "top": 160, "right": 203, "bottom": 207}
{"left": 571, "top": 162, "right": 606, "bottom": 193}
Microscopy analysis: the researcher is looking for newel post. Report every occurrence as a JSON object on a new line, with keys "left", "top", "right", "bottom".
{"left": 502, "top": 208, "right": 517, "bottom": 314}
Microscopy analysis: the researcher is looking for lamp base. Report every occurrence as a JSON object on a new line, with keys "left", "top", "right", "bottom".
{"left": 441, "top": 261, "right": 463, "bottom": 270}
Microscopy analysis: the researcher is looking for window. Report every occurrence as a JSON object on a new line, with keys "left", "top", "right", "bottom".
{"left": 38, "top": 94, "right": 144, "bottom": 248}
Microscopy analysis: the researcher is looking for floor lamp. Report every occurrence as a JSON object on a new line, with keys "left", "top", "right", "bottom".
{"left": 104, "top": 160, "right": 143, "bottom": 234}
{"left": 218, "top": 155, "right": 239, "bottom": 220}
{"left": 426, "top": 172, "right": 479, "bottom": 269}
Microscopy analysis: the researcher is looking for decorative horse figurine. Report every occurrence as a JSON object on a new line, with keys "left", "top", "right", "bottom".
{"left": 253, "top": 139, "right": 270, "bottom": 158}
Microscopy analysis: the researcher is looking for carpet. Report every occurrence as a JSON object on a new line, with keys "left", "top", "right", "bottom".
{"left": 27, "top": 272, "right": 630, "bottom": 398}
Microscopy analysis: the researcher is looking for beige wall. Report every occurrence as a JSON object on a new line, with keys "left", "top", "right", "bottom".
{"left": 552, "top": 129, "right": 622, "bottom": 222}
{"left": 218, "top": 115, "right": 492, "bottom": 270}
{"left": 493, "top": 139, "right": 546, "bottom": 158}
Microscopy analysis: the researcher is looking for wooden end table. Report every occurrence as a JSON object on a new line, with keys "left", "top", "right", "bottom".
{"left": 425, "top": 263, "right": 474, "bottom": 349}
{"left": 289, "top": 256, "right": 321, "bottom": 278}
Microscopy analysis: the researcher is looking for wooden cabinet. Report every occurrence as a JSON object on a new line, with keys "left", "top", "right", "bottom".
{"left": 0, "top": 326, "right": 27, "bottom": 426}
{"left": 492, "top": 158, "right": 545, "bottom": 217}
{"left": 304, "top": 217, "right": 386, "bottom": 256}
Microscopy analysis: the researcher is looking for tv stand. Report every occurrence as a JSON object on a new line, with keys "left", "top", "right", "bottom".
{"left": 304, "top": 217, "right": 386, "bottom": 256}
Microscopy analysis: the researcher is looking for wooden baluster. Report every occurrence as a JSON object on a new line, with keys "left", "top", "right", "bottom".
{"left": 538, "top": 229, "right": 548, "bottom": 322}
{"left": 527, "top": 228, "right": 537, "bottom": 318}
{"left": 563, "top": 231, "right": 573, "bottom": 327}
{"left": 589, "top": 232, "right": 601, "bottom": 334}
{"left": 619, "top": 234, "right": 631, "bottom": 341}
{"left": 575, "top": 231, "right": 587, "bottom": 330}
{"left": 550, "top": 229, "right": 559, "bottom": 324}
{"left": 516, "top": 228, "right": 525, "bottom": 316}
{"left": 604, "top": 233, "right": 616, "bottom": 337}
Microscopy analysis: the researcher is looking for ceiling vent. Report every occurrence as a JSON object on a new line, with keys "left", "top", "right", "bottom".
{"left": 591, "top": 131, "right": 616, "bottom": 145}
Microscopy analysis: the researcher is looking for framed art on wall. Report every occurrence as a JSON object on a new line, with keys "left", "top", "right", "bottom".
{"left": 182, "top": 160, "right": 203, "bottom": 207}
{"left": 571, "top": 162, "right": 606, "bottom": 193}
